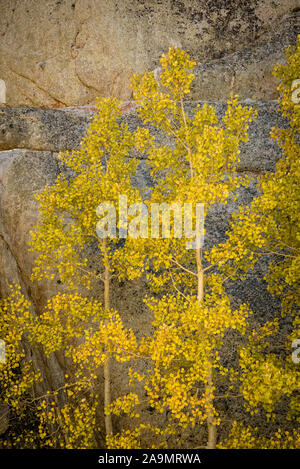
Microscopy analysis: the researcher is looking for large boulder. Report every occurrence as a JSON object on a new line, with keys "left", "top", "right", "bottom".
{"left": 0, "top": 101, "right": 287, "bottom": 171}
{"left": 0, "top": 0, "right": 298, "bottom": 106}
{"left": 0, "top": 106, "right": 92, "bottom": 152}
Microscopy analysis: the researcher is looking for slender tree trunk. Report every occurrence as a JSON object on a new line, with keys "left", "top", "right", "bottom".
{"left": 195, "top": 248, "right": 204, "bottom": 302}
{"left": 103, "top": 240, "right": 113, "bottom": 437}
{"left": 206, "top": 369, "right": 217, "bottom": 449}
{"left": 195, "top": 247, "right": 216, "bottom": 449}
{"left": 54, "top": 393, "right": 70, "bottom": 447}
{"left": 183, "top": 98, "right": 216, "bottom": 448}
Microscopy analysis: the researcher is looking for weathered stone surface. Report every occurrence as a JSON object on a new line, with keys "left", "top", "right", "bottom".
{"left": 191, "top": 12, "right": 300, "bottom": 101}
{"left": 0, "top": 150, "right": 69, "bottom": 395}
{"left": 0, "top": 102, "right": 287, "bottom": 171}
{"left": 0, "top": 0, "right": 298, "bottom": 107}
{"left": 0, "top": 106, "right": 92, "bottom": 152}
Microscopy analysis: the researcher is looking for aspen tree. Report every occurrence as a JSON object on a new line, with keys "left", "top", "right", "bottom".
{"left": 107, "top": 47, "right": 256, "bottom": 449}
{"left": 29, "top": 97, "right": 142, "bottom": 439}
{"left": 210, "top": 37, "right": 300, "bottom": 448}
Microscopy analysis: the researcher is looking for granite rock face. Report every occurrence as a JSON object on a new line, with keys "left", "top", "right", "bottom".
{"left": 0, "top": 150, "right": 70, "bottom": 401}
{"left": 0, "top": 106, "right": 92, "bottom": 152}
{"left": 191, "top": 12, "right": 300, "bottom": 101}
{"left": 0, "top": 0, "right": 298, "bottom": 106}
{"left": 0, "top": 101, "right": 287, "bottom": 171}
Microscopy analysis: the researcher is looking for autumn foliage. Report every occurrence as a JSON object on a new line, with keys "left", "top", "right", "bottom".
{"left": 0, "top": 39, "right": 299, "bottom": 449}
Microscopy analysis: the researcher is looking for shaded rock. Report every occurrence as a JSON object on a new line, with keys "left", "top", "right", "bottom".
{"left": 191, "top": 12, "right": 300, "bottom": 101}
{"left": 0, "top": 106, "right": 91, "bottom": 152}
{"left": 0, "top": 150, "right": 67, "bottom": 396}
{"left": 0, "top": 101, "right": 287, "bottom": 171}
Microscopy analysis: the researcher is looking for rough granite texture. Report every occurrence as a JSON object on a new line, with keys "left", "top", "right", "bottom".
{"left": 191, "top": 12, "right": 300, "bottom": 101}
{"left": 0, "top": 1, "right": 299, "bottom": 106}
{"left": 0, "top": 101, "right": 288, "bottom": 171}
